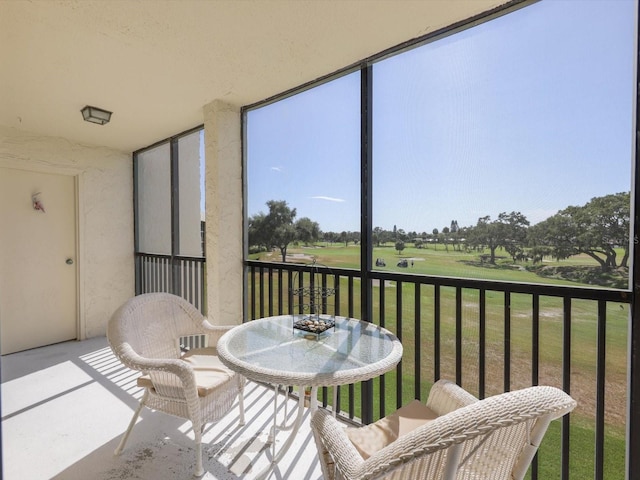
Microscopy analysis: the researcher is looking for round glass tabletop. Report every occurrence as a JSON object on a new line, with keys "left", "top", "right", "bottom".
{"left": 217, "top": 315, "right": 403, "bottom": 387}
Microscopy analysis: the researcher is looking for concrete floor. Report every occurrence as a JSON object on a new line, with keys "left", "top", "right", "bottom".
{"left": 1, "top": 337, "right": 324, "bottom": 480}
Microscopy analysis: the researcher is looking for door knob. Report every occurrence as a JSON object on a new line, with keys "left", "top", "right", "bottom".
{"left": 66, "top": 258, "right": 74, "bottom": 265}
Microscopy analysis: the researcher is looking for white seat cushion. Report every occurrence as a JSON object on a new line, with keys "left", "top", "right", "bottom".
{"left": 137, "top": 347, "right": 235, "bottom": 397}
{"left": 346, "top": 399, "right": 438, "bottom": 459}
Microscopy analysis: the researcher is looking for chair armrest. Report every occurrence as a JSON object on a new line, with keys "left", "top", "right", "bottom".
{"left": 426, "top": 379, "right": 478, "bottom": 416}
{"left": 110, "top": 341, "right": 199, "bottom": 394}
{"left": 201, "top": 321, "right": 238, "bottom": 346}
{"left": 311, "top": 409, "right": 366, "bottom": 480}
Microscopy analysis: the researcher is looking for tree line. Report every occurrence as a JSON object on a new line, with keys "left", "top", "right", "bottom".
{"left": 248, "top": 192, "right": 630, "bottom": 271}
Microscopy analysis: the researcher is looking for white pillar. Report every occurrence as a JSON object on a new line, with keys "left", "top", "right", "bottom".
{"left": 203, "top": 100, "right": 243, "bottom": 326}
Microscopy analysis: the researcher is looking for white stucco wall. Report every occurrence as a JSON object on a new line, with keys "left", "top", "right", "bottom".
{"left": 0, "top": 126, "right": 134, "bottom": 338}
{"left": 203, "top": 100, "right": 243, "bottom": 326}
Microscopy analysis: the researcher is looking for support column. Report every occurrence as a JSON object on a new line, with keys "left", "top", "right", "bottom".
{"left": 203, "top": 100, "right": 243, "bottom": 326}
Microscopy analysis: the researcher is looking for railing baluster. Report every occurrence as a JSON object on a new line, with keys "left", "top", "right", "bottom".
{"left": 187, "top": 259, "right": 193, "bottom": 306}
{"left": 151, "top": 256, "right": 156, "bottom": 292}
{"left": 334, "top": 273, "right": 341, "bottom": 317}
{"left": 532, "top": 294, "right": 540, "bottom": 386}
{"left": 198, "top": 259, "right": 204, "bottom": 310}
{"left": 278, "top": 269, "right": 284, "bottom": 315}
{"left": 287, "top": 270, "right": 294, "bottom": 315}
{"left": 396, "top": 280, "right": 403, "bottom": 409}
{"left": 595, "top": 300, "right": 606, "bottom": 480}
{"left": 250, "top": 265, "right": 256, "bottom": 319}
{"left": 297, "top": 269, "right": 304, "bottom": 315}
{"left": 531, "top": 293, "right": 540, "bottom": 480}
{"left": 456, "top": 286, "right": 462, "bottom": 386}
{"left": 561, "top": 296, "right": 572, "bottom": 480}
{"left": 154, "top": 256, "right": 159, "bottom": 292}
{"left": 434, "top": 283, "right": 441, "bottom": 382}
{"left": 348, "top": 277, "right": 354, "bottom": 318}
{"left": 479, "top": 289, "right": 486, "bottom": 399}
{"left": 415, "top": 282, "right": 421, "bottom": 400}
{"left": 309, "top": 269, "right": 316, "bottom": 315}
{"left": 349, "top": 383, "right": 355, "bottom": 419}
{"left": 268, "top": 267, "right": 273, "bottom": 317}
{"left": 504, "top": 291, "right": 511, "bottom": 392}
{"left": 322, "top": 273, "right": 328, "bottom": 314}
{"left": 259, "top": 266, "right": 265, "bottom": 319}
{"left": 379, "top": 278, "right": 386, "bottom": 418}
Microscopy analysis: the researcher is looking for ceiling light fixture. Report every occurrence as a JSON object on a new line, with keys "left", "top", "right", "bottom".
{"left": 81, "top": 105, "right": 112, "bottom": 125}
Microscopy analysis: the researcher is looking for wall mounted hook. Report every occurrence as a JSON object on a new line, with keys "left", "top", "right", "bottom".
{"left": 32, "top": 192, "right": 45, "bottom": 213}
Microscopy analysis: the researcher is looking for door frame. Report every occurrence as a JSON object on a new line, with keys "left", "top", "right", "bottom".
{"left": 0, "top": 160, "right": 84, "bottom": 342}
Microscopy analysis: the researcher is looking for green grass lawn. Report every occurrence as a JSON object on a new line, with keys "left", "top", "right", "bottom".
{"left": 249, "top": 243, "right": 629, "bottom": 477}
{"left": 266, "top": 242, "right": 628, "bottom": 287}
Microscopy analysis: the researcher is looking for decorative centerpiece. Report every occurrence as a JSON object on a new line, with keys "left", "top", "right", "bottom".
{"left": 291, "top": 259, "right": 336, "bottom": 338}
{"left": 293, "top": 316, "right": 335, "bottom": 335}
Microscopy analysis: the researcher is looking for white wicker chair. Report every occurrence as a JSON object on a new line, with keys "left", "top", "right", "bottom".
{"left": 311, "top": 379, "right": 576, "bottom": 480}
{"left": 107, "top": 293, "right": 245, "bottom": 476}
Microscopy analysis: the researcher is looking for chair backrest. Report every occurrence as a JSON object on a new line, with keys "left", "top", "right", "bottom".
{"left": 313, "top": 383, "right": 576, "bottom": 480}
{"left": 108, "top": 293, "right": 206, "bottom": 363}
{"left": 370, "top": 385, "right": 576, "bottom": 480}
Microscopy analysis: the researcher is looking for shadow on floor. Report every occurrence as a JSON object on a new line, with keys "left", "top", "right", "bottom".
{"left": 1, "top": 337, "right": 322, "bottom": 480}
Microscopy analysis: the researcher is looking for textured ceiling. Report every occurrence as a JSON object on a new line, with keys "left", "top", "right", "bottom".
{"left": 0, "top": 0, "right": 508, "bottom": 153}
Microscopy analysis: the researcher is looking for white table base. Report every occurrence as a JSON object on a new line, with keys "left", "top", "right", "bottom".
{"left": 254, "top": 385, "right": 325, "bottom": 480}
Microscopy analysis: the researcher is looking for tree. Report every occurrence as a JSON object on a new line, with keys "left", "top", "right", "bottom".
{"left": 450, "top": 220, "right": 461, "bottom": 251}
{"left": 378, "top": 228, "right": 393, "bottom": 245}
{"left": 441, "top": 226, "right": 450, "bottom": 252}
{"left": 295, "top": 217, "right": 320, "bottom": 246}
{"left": 248, "top": 211, "right": 268, "bottom": 252}
{"left": 249, "top": 200, "right": 297, "bottom": 262}
{"left": 395, "top": 240, "right": 405, "bottom": 255}
{"left": 467, "top": 216, "right": 500, "bottom": 264}
{"left": 467, "top": 212, "right": 529, "bottom": 265}
{"left": 496, "top": 211, "right": 530, "bottom": 262}
{"left": 529, "top": 192, "right": 630, "bottom": 270}
{"left": 373, "top": 227, "right": 383, "bottom": 247}
{"left": 340, "top": 231, "right": 349, "bottom": 247}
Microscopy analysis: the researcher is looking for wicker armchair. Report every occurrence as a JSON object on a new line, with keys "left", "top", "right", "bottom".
{"left": 107, "top": 293, "right": 245, "bottom": 476}
{"left": 311, "top": 379, "right": 576, "bottom": 480}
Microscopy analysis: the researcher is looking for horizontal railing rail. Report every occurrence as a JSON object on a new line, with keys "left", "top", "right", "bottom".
{"left": 135, "top": 253, "right": 206, "bottom": 313}
{"left": 245, "top": 259, "right": 631, "bottom": 480}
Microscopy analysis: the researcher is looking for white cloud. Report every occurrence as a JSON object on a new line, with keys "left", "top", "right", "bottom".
{"left": 270, "top": 166, "right": 283, "bottom": 172}
{"left": 311, "top": 196, "right": 345, "bottom": 203}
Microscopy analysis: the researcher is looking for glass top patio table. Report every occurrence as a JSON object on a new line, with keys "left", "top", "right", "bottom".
{"left": 217, "top": 315, "right": 403, "bottom": 388}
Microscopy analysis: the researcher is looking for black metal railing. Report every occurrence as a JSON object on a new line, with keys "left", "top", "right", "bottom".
{"left": 246, "top": 259, "right": 630, "bottom": 480}
{"left": 135, "top": 253, "right": 206, "bottom": 313}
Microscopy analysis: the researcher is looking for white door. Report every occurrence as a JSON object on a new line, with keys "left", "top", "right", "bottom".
{"left": 0, "top": 167, "right": 77, "bottom": 354}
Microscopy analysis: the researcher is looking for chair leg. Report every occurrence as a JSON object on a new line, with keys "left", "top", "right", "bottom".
{"left": 114, "top": 390, "right": 149, "bottom": 456}
{"left": 194, "top": 426, "right": 204, "bottom": 476}
{"left": 238, "top": 389, "right": 246, "bottom": 426}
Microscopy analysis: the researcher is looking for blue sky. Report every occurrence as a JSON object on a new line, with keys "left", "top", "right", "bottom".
{"left": 246, "top": 0, "right": 636, "bottom": 234}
